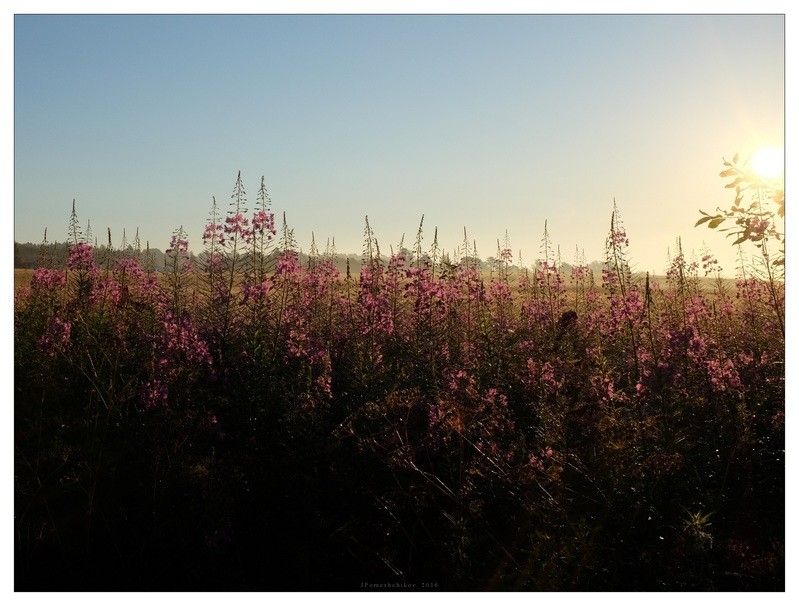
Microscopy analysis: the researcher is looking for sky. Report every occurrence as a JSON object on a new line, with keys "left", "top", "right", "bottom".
{"left": 12, "top": 10, "right": 786, "bottom": 276}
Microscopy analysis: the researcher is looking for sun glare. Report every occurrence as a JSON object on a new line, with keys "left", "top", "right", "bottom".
{"left": 751, "top": 146, "right": 784, "bottom": 180}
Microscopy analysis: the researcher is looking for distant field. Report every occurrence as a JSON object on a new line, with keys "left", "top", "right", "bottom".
{"left": 14, "top": 268, "right": 34, "bottom": 290}
{"left": 14, "top": 266, "right": 739, "bottom": 296}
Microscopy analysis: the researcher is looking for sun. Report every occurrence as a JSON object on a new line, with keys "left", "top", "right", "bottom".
{"left": 751, "top": 146, "right": 784, "bottom": 180}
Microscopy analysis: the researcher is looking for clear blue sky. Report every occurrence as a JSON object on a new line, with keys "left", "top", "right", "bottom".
{"left": 14, "top": 13, "right": 784, "bottom": 274}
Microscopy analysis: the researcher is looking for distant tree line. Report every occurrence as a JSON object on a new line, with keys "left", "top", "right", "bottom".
{"left": 15, "top": 240, "right": 609, "bottom": 279}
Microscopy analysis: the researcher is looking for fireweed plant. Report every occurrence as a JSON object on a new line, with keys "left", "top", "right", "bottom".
{"left": 15, "top": 169, "right": 784, "bottom": 590}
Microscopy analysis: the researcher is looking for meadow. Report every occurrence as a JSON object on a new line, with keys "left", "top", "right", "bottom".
{"left": 14, "top": 172, "right": 784, "bottom": 591}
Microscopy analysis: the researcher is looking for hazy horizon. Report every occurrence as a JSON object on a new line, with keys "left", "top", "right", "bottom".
{"left": 13, "top": 13, "right": 785, "bottom": 276}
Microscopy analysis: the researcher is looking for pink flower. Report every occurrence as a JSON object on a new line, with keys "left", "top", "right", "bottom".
{"left": 67, "top": 242, "right": 96, "bottom": 271}
{"left": 140, "top": 379, "right": 169, "bottom": 410}
{"left": 203, "top": 222, "right": 225, "bottom": 246}
{"left": 31, "top": 268, "right": 66, "bottom": 292}
{"left": 167, "top": 234, "right": 189, "bottom": 255}
{"left": 252, "top": 210, "right": 276, "bottom": 237}
{"left": 224, "top": 213, "right": 252, "bottom": 243}
{"left": 37, "top": 316, "right": 72, "bottom": 357}
{"left": 571, "top": 265, "right": 588, "bottom": 281}
{"left": 275, "top": 252, "right": 300, "bottom": 276}
{"left": 241, "top": 280, "right": 271, "bottom": 304}
{"left": 541, "top": 361, "right": 560, "bottom": 393}
{"left": 528, "top": 454, "right": 545, "bottom": 472}
{"left": 701, "top": 253, "right": 722, "bottom": 276}
{"left": 89, "top": 277, "right": 123, "bottom": 308}
{"left": 609, "top": 228, "right": 629, "bottom": 248}
{"left": 114, "top": 257, "right": 145, "bottom": 280}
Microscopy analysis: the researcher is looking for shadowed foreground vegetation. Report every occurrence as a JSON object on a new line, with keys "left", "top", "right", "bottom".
{"left": 15, "top": 176, "right": 784, "bottom": 591}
